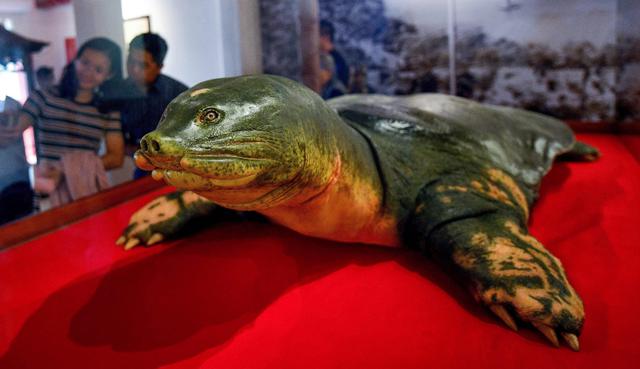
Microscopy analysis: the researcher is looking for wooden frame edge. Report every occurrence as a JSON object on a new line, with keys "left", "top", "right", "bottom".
{"left": 0, "top": 176, "right": 164, "bottom": 250}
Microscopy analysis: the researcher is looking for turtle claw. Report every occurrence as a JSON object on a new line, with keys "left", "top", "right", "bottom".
{"left": 147, "top": 233, "right": 164, "bottom": 246}
{"left": 487, "top": 304, "right": 581, "bottom": 351}
{"left": 489, "top": 305, "right": 518, "bottom": 332}
{"left": 533, "top": 322, "right": 560, "bottom": 348}
{"left": 561, "top": 332, "right": 580, "bottom": 352}
{"left": 124, "top": 238, "right": 140, "bottom": 251}
{"left": 116, "top": 236, "right": 126, "bottom": 245}
{"left": 533, "top": 324, "right": 580, "bottom": 351}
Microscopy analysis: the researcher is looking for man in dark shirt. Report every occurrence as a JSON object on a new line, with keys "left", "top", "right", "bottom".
{"left": 121, "top": 33, "right": 188, "bottom": 178}
{"left": 319, "top": 20, "right": 349, "bottom": 98}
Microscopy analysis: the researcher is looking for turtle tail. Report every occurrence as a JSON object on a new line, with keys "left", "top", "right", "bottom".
{"left": 558, "top": 141, "right": 601, "bottom": 162}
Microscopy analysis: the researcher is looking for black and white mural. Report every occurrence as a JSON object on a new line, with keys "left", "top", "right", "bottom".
{"left": 259, "top": 0, "right": 304, "bottom": 82}
{"left": 260, "top": 0, "right": 640, "bottom": 123}
{"left": 616, "top": 0, "right": 640, "bottom": 123}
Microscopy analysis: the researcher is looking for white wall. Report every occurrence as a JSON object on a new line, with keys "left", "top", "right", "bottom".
{"left": 0, "top": 3, "right": 76, "bottom": 82}
{"left": 73, "top": 0, "right": 126, "bottom": 57}
{"left": 0, "top": 0, "right": 32, "bottom": 13}
{"left": 122, "top": 0, "right": 262, "bottom": 87}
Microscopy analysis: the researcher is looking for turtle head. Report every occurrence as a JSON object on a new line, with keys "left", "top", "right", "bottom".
{"left": 136, "top": 74, "right": 341, "bottom": 210}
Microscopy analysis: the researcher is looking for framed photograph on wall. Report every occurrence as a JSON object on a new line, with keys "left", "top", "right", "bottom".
{"left": 123, "top": 16, "right": 151, "bottom": 46}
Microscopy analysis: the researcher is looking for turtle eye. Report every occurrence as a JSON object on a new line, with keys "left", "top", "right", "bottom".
{"left": 197, "top": 107, "right": 222, "bottom": 125}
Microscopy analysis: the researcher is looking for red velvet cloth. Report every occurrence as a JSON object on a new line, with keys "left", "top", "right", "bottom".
{"left": 0, "top": 134, "right": 638, "bottom": 369}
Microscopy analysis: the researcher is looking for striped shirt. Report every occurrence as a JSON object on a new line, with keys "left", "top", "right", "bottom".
{"left": 21, "top": 88, "right": 121, "bottom": 163}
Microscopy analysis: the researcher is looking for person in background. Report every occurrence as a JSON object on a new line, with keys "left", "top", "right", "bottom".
{"left": 319, "top": 20, "right": 349, "bottom": 94}
{"left": 35, "top": 66, "right": 55, "bottom": 91}
{"left": 348, "top": 65, "right": 375, "bottom": 94}
{"left": 319, "top": 50, "right": 344, "bottom": 99}
{"left": 319, "top": 20, "right": 348, "bottom": 99}
{"left": 410, "top": 68, "right": 439, "bottom": 94}
{"left": 0, "top": 96, "right": 32, "bottom": 224}
{"left": 105, "top": 32, "right": 187, "bottom": 179}
{"left": 0, "top": 37, "right": 125, "bottom": 208}
{"left": 456, "top": 68, "right": 476, "bottom": 99}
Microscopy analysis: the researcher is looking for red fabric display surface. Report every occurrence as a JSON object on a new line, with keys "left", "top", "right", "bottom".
{"left": 0, "top": 134, "right": 638, "bottom": 369}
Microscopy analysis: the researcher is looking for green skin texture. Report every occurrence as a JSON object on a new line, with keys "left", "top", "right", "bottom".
{"left": 126, "top": 75, "right": 595, "bottom": 344}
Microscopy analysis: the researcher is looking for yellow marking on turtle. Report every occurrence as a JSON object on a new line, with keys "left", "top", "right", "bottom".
{"left": 440, "top": 196, "right": 452, "bottom": 204}
{"left": 190, "top": 88, "right": 211, "bottom": 97}
{"left": 461, "top": 232, "right": 540, "bottom": 278}
{"left": 469, "top": 178, "right": 515, "bottom": 207}
{"left": 485, "top": 183, "right": 514, "bottom": 207}
{"left": 182, "top": 190, "right": 210, "bottom": 205}
{"left": 471, "top": 180, "right": 483, "bottom": 190}
{"left": 505, "top": 221, "right": 568, "bottom": 274}
{"left": 454, "top": 223, "right": 584, "bottom": 326}
{"left": 437, "top": 185, "right": 468, "bottom": 193}
{"left": 487, "top": 168, "right": 529, "bottom": 219}
{"left": 471, "top": 232, "right": 490, "bottom": 247}
{"left": 126, "top": 191, "right": 207, "bottom": 237}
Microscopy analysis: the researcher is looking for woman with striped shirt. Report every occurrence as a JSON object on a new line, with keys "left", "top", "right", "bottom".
{"left": 3, "top": 37, "right": 125, "bottom": 172}
{"left": 0, "top": 37, "right": 124, "bottom": 207}
{"left": 1, "top": 37, "right": 125, "bottom": 208}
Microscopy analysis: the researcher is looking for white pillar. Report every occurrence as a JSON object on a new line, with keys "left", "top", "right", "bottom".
{"left": 447, "top": 0, "right": 457, "bottom": 95}
{"left": 236, "top": 0, "right": 263, "bottom": 75}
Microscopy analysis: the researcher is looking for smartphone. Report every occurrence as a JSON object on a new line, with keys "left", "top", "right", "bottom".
{"left": 0, "top": 96, "right": 21, "bottom": 127}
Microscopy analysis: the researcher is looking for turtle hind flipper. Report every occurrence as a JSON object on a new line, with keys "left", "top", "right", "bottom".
{"left": 558, "top": 141, "right": 600, "bottom": 162}
{"left": 407, "top": 171, "right": 585, "bottom": 349}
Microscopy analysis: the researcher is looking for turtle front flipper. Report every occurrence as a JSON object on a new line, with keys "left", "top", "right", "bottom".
{"left": 117, "top": 191, "right": 219, "bottom": 250}
{"left": 407, "top": 169, "right": 584, "bottom": 350}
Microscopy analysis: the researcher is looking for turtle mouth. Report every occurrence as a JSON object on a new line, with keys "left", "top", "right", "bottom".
{"left": 135, "top": 150, "right": 274, "bottom": 189}
{"left": 152, "top": 168, "right": 259, "bottom": 188}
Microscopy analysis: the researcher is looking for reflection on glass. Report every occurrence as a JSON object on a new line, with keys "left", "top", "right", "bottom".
{"left": 0, "top": 0, "right": 258, "bottom": 229}
{"left": 260, "top": 0, "right": 636, "bottom": 125}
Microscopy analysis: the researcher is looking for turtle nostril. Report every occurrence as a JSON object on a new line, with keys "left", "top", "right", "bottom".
{"left": 140, "top": 136, "right": 162, "bottom": 153}
{"left": 151, "top": 139, "right": 161, "bottom": 152}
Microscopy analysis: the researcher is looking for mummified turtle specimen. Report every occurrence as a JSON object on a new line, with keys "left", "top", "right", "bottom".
{"left": 119, "top": 75, "right": 599, "bottom": 351}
